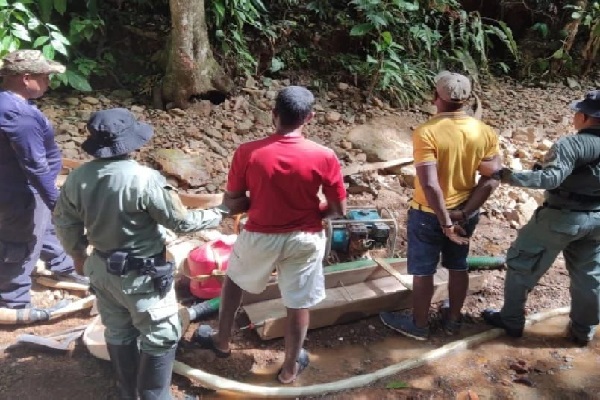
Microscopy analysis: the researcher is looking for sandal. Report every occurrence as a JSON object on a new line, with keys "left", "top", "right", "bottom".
{"left": 276, "top": 348, "right": 310, "bottom": 384}
{"left": 191, "top": 325, "right": 231, "bottom": 358}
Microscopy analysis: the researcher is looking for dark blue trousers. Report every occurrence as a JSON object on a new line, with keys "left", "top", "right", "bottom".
{"left": 0, "top": 191, "right": 73, "bottom": 309}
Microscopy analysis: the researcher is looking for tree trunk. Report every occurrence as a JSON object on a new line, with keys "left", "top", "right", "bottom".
{"left": 161, "top": 0, "right": 233, "bottom": 109}
{"left": 581, "top": 19, "right": 600, "bottom": 74}
{"left": 551, "top": 0, "right": 587, "bottom": 73}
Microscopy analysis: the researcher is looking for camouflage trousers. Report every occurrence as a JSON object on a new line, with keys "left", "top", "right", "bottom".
{"left": 85, "top": 253, "right": 181, "bottom": 355}
{"left": 500, "top": 206, "right": 600, "bottom": 341}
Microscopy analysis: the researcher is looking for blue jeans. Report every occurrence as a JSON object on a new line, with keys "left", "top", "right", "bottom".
{"left": 500, "top": 206, "right": 600, "bottom": 341}
{"left": 407, "top": 208, "right": 479, "bottom": 276}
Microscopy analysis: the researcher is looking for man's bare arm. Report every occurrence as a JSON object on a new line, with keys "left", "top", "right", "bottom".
{"left": 223, "top": 190, "right": 250, "bottom": 215}
{"left": 416, "top": 162, "right": 468, "bottom": 245}
{"left": 448, "top": 155, "right": 501, "bottom": 221}
{"left": 416, "top": 162, "right": 451, "bottom": 226}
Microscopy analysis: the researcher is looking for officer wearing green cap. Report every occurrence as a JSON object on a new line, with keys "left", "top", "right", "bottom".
{"left": 483, "top": 89, "right": 600, "bottom": 347}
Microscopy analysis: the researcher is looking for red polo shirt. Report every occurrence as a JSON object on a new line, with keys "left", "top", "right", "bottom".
{"left": 226, "top": 134, "right": 346, "bottom": 233}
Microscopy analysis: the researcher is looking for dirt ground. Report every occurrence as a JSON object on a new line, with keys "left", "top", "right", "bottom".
{"left": 2, "top": 77, "right": 600, "bottom": 399}
{"left": 2, "top": 192, "right": 598, "bottom": 400}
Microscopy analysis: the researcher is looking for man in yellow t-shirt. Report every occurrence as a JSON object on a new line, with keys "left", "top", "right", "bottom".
{"left": 380, "top": 71, "right": 501, "bottom": 340}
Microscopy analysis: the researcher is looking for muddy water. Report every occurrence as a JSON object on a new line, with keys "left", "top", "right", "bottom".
{"left": 199, "top": 315, "right": 600, "bottom": 399}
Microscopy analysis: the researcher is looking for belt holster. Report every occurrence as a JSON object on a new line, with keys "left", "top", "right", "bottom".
{"left": 102, "top": 250, "right": 174, "bottom": 298}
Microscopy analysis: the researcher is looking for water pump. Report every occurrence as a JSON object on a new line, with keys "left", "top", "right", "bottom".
{"left": 324, "top": 207, "right": 397, "bottom": 264}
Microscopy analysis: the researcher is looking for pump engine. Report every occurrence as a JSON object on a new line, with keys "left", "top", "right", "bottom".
{"left": 324, "top": 207, "right": 397, "bottom": 264}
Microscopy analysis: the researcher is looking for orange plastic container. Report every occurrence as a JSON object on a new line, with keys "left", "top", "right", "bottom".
{"left": 187, "top": 235, "right": 237, "bottom": 299}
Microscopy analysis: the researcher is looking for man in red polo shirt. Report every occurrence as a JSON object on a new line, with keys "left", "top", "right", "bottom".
{"left": 194, "top": 86, "right": 347, "bottom": 383}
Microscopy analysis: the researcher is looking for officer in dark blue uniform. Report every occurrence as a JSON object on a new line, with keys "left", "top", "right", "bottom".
{"left": 0, "top": 50, "right": 86, "bottom": 312}
{"left": 484, "top": 90, "right": 600, "bottom": 346}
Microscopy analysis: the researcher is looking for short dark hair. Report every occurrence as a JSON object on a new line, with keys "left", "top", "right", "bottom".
{"left": 274, "top": 86, "right": 314, "bottom": 128}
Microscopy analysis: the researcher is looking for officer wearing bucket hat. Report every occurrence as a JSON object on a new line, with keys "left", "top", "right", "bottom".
{"left": 0, "top": 50, "right": 87, "bottom": 313}
{"left": 54, "top": 108, "right": 228, "bottom": 399}
{"left": 484, "top": 90, "right": 600, "bottom": 346}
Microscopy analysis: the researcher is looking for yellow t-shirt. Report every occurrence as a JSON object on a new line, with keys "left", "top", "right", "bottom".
{"left": 412, "top": 112, "right": 499, "bottom": 209}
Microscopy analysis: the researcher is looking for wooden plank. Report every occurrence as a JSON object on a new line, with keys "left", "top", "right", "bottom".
{"left": 374, "top": 257, "right": 413, "bottom": 290}
{"left": 341, "top": 157, "right": 413, "bottom": 176}
{"left": 243, "top": 272, "right": 485, "bottom": 340}
{"left": 241, "top": 258, "right": 408, "bottom": 305}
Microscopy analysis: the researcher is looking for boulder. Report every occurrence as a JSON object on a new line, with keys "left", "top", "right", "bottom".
{"left": 152, "top": 149, "right": 211, "bottom": 188}
{"left": 347, "top": 116, "right": 416, "bottom": 162}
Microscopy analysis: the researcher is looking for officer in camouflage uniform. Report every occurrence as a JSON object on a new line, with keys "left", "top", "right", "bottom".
{"left": 0, "top": 50, "right": 87, "bottom": 316}
{"left": 54, "top": 108, "right": 227, "bottom": 400}
{"left": 483, "top": 90, "right": 600, "bottom": 346}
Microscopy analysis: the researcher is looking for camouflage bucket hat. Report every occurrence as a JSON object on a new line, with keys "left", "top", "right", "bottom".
{"left": 0, "top": 50, "right": 66, "bottom": 76}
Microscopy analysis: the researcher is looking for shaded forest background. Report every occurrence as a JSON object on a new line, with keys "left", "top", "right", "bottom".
{"left": 0, "top": 0, "right": 598, "bottom": 107}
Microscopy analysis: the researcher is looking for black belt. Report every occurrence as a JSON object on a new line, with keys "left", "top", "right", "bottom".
{"left": 543, "top": 202, "right": 600, "bottom": 212}
{"left": 548, "top": 188, "right": 600, "bottom": 203}
{"left": 95, "top": 249, "right": 165, "bottom": 272}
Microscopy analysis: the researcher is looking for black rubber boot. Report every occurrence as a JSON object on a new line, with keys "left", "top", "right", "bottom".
{"left": 107, "top": 342, "right": 140, "bottom": 400}
{"left": 137, "top": 347, "right": 177, "bottom": 400}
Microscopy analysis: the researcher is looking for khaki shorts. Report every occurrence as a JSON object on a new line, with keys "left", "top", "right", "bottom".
{"left": 227, "top": 230, "right": 326, "bottom": 309}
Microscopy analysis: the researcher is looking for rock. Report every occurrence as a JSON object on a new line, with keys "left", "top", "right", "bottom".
{"left": 538, "top": 139, "right": 553, "bottom": 151}
{"left": 265, "top": 90, "right": 277, "bottom": 100}
{"left": 58, "top": 123, "right": 80, "bottom": 137}
{"left": 566, "top": 77, "right": 580, "bottom": 89}
{"left": 245, "top": 76, "right": 257, "bottom": 89}
{"left": 169, "top": 108, "right": 186, "bottom": 117}
{"left": 184, "top": 126, "right": 202, "bottom": 138}
{"left": 81, "top": 96, "right": 100, "bottom": 105}
{"left": 62, "top": 149, "right": 80, "bottom": 161}
{"left": 222, "top": 120, "right": 236, "bottom": 130}
{"left": 205, "top": 127, "right": 223, "bottom": 139}
{"left": 64, "top": 97, "right": 80, "bottom": 106}
{"left": 131, "top": 105, "right": 145, "bottom": 113}
{"left": 354, "top": 152, "right": 367, "bottom": 162}
{"left": 152, "top": 149, "right": 211, "bottom": 188}
{"left": 420, "top": 103, "right": 437, "bottom": 115}
{"left": 192, "top": 100, "right": 213, "bottom": 117}
{"left": 202, "top": 137, "right": 229, "bottom": 158}
{"left": 398, "top": 165, "right": 417, "bottom": 188}
{"left": 253, "top": 110, "right": 271, "bottom": 126}
{"left": 76, "top": 110, "right": 92, "bottom": 120}
{"left": 325, "top": 111, "right": 342, "bottom": 123}
{"left": 236, "top": 120, "right": 253, "bottom": 134}
{"left": 347, "top": 116, "right": 416, "bottom": 162}
{"left": 337, "top": 82, "right": 350, "bottom": 91}
{"left": 111, "top": 89, "right": 133, "bottom": 99}
{"left": 340, "top": 140, "right": 352, "bottom": 150}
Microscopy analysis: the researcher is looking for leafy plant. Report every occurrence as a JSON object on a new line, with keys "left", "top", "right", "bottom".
{"left": 347, "top": 0, "right": 519, "bottom": 105}
{"left": 208, "top": 0, "right": 271, "bottom": 75}
{"left": 0, "top": 0, "right": 69, "bottom": 60}
{"left": 0, "top": 0, "right": 107, "bottom": 91}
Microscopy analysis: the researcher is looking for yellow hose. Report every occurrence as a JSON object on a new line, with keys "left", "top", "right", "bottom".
{"left": 84, "top": 306, "right": 570, "bottom": 397}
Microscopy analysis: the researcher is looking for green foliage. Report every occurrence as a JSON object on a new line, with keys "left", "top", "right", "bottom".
{"left": 0, "top": 0, "right": 68, "bottom": 58}
{"left": 209, "top": 0, "right": 271, "bottom": 75}
{"left": 0, "top": 0, "right": 107, "bottom": 91}
{"left": 346, "top": 0, "right": 519, "bottom": 105}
